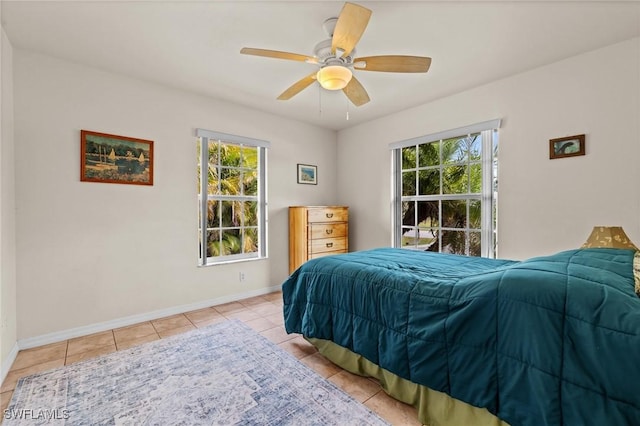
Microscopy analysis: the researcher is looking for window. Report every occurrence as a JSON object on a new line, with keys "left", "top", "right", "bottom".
{"left": 391, "top": 120, "right": 500, "bottom": 258}
{"left": 196, "top": 129, "right": 269, "bottom": 265}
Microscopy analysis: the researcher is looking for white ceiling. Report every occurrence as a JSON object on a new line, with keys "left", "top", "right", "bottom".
{"left": 2, "top": 1, "right": 639, "bottom": 131}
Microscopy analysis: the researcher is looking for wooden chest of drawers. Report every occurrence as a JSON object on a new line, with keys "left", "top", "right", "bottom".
{"left": 288, "top": 206, "right": 349, "bottom": 274}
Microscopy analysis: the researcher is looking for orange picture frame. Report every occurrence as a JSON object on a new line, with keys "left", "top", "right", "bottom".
{"left": 81, "top": 130, "right": 154, "bottom": 185}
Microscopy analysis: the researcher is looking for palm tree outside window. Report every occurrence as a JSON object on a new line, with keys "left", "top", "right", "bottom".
{"left": 197, "top": 129, "right": 269, "bottom": 266}
{"left": 391, "top": 120, "right": 500, "bottom": 258}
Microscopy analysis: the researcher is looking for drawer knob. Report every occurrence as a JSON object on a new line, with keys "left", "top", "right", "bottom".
{"left": 326, "top": 242, "right": 333, "bottom": 248}
{"left": 326, "top": 213, "right": 334, "bottom": 218}
{"left": 326, "top": 229, "right": 333, "bottom": 235}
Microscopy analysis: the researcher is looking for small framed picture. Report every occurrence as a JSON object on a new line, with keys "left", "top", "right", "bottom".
{"left": 549, "top": 134, "right": 585, "bottom": 159}
{"left": 297, "top": 164, "right": 317, "bottom": 185}
{"left": 81, "top": 130, "right": 154, "bottom": 185}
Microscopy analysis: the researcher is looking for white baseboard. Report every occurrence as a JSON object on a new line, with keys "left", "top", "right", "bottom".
{"left": 18, "top": 284, "right": 282, "bottom": 350}
{"left": 1, "top": 343, "right": 19, "bottom": 385}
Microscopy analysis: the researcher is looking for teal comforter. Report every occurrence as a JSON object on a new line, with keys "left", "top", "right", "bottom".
{"left": 282, "top": 248, "right": 640, "bottom": 425}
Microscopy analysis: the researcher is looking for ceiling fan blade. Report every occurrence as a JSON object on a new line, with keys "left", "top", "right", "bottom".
{"left": 331, "top": 2, "right": 372, "bottom": 58}
{"left": 277, "top": 72, "right": 317, "bottom": 100}
{"left": 354, "top": 55, "right": 432, "bottom": 73}
{"left": 342, "top": 75, "right": 370, "bottom": 106}
{"left": 240, "top": 47, "right": 314, "bottom": 63}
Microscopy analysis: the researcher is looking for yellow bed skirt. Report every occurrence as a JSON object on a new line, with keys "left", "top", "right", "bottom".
{"left": 307, "top": 337, "right": 510, "bottom": 426}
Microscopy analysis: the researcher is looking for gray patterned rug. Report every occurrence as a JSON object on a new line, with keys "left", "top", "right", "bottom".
{"left": 6, "top": 320, "right": 388, "bottom": 425}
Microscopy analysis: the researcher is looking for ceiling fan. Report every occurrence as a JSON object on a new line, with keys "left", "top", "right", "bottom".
{"left": 240, "top": 2, "right": 431, "bottom": 107}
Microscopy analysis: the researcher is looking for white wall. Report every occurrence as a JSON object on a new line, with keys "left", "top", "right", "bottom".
{"left": 10, "top": 36, "right": 640, "bottom": 342}
{"left": 337, "top": 37, "right": 640, "bottom": 260}
{"left": 1, "top": 25, "right": 18, "bottom": 374}
{"left": 13, "top": 50, "right": 337, "bottom": 340}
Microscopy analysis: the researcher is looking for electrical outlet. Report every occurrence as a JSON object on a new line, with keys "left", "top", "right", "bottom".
{"left": 239, "top": 272, "right": 245, "bottom": 282}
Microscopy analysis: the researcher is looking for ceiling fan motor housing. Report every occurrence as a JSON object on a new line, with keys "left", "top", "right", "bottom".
{"left": 313, "top": 38, "right": 355, "bottom": 65}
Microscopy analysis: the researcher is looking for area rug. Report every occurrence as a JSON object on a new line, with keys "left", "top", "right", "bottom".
{"left": 6, "top": 320, "right": 389, "bottom": 425}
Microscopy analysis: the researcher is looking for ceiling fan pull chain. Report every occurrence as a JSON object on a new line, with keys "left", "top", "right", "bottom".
{"left": 318, "top": 84, "right": 323, "bottom": 117}
{"left": 346, "top": 98, "right": 350, "bottom": 120}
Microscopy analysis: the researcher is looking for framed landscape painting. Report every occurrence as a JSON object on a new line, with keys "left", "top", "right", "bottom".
{"left": 549, "top": 134, "right": 585, "bottom": 159}
{"left": 81, "top": 130, "right": 154, "bottom": 185}
{"left": 297, "top": 164, "right": 317, "bottom": 185}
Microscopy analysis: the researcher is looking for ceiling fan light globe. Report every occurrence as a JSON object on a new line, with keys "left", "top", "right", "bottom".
{"left": 316, "top": 65, "right": 353, "bottom": 91}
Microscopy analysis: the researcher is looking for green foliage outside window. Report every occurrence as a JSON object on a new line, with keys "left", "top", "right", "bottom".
{"left": 198, "top": 140, "right": 260, "bottom": 260}
{"left": 401, "top": 134, "right": 485, "bottom": 256}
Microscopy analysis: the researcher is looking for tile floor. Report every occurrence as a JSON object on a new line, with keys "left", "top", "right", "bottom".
{"left": 0, "top": 291, "right": 420, "bottom": 425}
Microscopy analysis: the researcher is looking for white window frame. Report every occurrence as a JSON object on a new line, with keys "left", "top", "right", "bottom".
{"left": 196, "top": 128, "right": 269, "bottom": 266}
{"left": 390, "top": 119, "right": 500, "bottom": 258}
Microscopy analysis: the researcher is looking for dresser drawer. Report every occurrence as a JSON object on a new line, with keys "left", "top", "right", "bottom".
{"left": 310, "top": 250, "right": 346, "bottom": 260}
{"left": 309, "top": 223, "right": 347, "bottom": 240}
{"left": 309, "top": 237, "right": 347, "bottom": 254}
{"left": 307, "top": 207, "right": 348, "bottom": 223}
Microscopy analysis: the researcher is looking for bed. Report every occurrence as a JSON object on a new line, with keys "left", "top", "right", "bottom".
{"left": 282, "top": 247, "right": 640, "bottom": 426}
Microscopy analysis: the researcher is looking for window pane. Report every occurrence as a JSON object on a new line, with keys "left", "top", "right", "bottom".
{"left": 220, "top": 167, "right": 241, "bottom": 195}
{"left": 402, "top": 146, "right": 416, "bottom": 169}
{"left": 207, "top": 200, "right": 220, "bottom": 228}
{"left": 440, "top": 230, "right": 466, "bottom": 255}
{"left": 244, "top": 201, "right": 258, "bottom": 226}
{"left": 221, "top": 201, "right": 239, "bottom": 227}
{"left": 243, "top": 169, "right": 258, "bottom": 196}
{"left": 207, "top": 143, "right": 222, "bottom": 194}
{"left": 417, "top": 201, "right": 438, "bottom": 229}
{"left": 442, "top": 200, "right": 467, "bottom": 228}
{"left": 407, "top": 227, "right": 436, "bottom": 250}
{"left": 401, "top": 227, "right": 418, "bottom": 248}
{"left": 221, "top": 229, "right": 242, "bottom": 255}
{"left": 470, "top": 164, "right": 482, "bottom": 193}
{"left": 243, "top": 228, "right": 258, "bottom": 254}
{"left": 206, "top": 230, "right": 221, "bottom": 258}
{"left": 469, "top": 200, "right": 481, "bottom": 229}
{"left": 469, "top": 134, "right": 482, "bottom": 160}
{"left": 443, "top": 165, "right": 468, "bottom": 194}
{"left": 443, "top": 137, "right": 468, "bottom": 164}
{"left": 207, "top": 165, "right": 220, "bottom": 195}
{"left": 242, "top": 146, "right": 258, "bottom": 169}
{"left": 418, "top": 169, "right": 440, "bottom": 195}
{"left": 418, "top": 142, "right": 440, "bottom": 167}
{"left": 208, "top": 141, "right": 219, "bottom": 165}
{"left": 221, "top": 144, "right": 241, "bottom": 167}
{"left": 401, "top": 201, "right": 413, "bottom": 226}
{"left": 402, "top": 171, "right": 416, "bottom": 196}
{"left": 469, "top": 232, "right": 481, "bottom": 257}
{"left": 416, "top": 226, "right": 437, "bottom": 250}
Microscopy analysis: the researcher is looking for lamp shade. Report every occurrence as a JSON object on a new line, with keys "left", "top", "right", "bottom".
{"left": 581, "top": 226, "right": 638, "bottom": 250}
{"left": 316, "top": 65, "right": 353, "bottom": 91}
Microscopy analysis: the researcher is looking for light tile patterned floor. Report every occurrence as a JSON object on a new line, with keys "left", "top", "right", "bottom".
{"left": 0, "top": 291, "right": 420, "bottom": 425}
